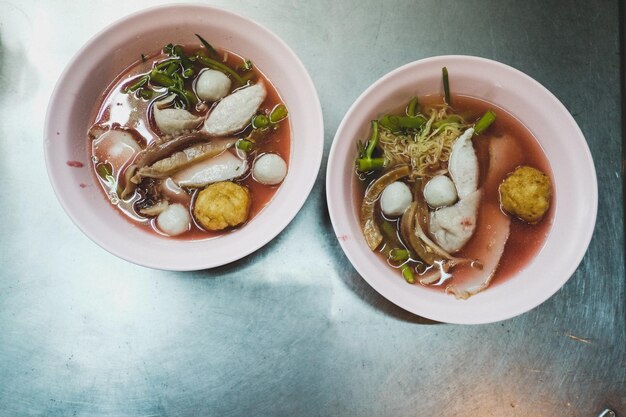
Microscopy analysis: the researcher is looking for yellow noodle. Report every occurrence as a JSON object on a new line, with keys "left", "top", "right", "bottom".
{"left": 378, "top": 106, "right": 469, "bottom": 179}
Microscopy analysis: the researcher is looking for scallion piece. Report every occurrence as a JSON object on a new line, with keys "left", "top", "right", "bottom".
{"left": 474, "top": 110, "right": 497, "bottom": 134}
{"left": 236, "top": 139, "right": 254, "bottom": 152}
{"left": 407, "top": 96, "right": 418, "bottom": 117}
{"left": 401, "top": 265, "right": 415, "bottom": 284}
{"left": 269, "top": 104, "right": 288, "bottom": 123}
{"left": 356, "top": 120, "right": 386, "bottom": 172}
{"left": 252, "top": 115, "right": 270, "bottom": 129}
{"left": 389, "top": 248, "right": 410, "bottom": 262}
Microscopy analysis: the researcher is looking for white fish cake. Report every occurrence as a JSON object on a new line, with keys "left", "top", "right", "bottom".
{"left": 449, "top": 127, "right": 478, "bottom": 199}
{"left": 173, "top": 151, "right": 247, "bottom": 188}
{"left": 429, "top": 189, "right": 481, "bottom": 253}
{"left": 153, "top": 96, "right": 203, "bottom": 136}
{"left": 204, "top": 82, "right": 267, "bottom": 136}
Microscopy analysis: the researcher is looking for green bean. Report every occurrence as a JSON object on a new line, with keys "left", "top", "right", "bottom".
{"left": 269, "top": 104, "right": 288, "bottom": 123}
{"left": 406, "top": 96, "right": 418, "bottom": 117}
{"left": 442, "top": 67, "right": 451, "bottom": 106}
{"left": 474, "top": 110, "right": 497, "bottom": 134}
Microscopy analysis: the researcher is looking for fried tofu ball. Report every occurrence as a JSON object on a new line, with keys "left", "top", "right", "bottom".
{"left": 499, "top": 166, "right": 551, "bottom": 223}
{"left": 193, "top": 181, "right": 251, "bottom": 231}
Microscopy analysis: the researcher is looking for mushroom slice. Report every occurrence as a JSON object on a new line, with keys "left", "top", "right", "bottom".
{"left": 138, "top": 200, "right": 169, "bottom": 217}
{"left": 173, "top": 151, "right": 247, "bottom": 188}
{"left": 448, "top": 127, "right": 478, "bottom": 199}
{"left": 134, "top": 139, "right": 236, "bottom": 180}
{"left": 121, "top": 131, "right": 224, "bottom": 198}
{"left": 360, "top": 165, "right": 411, "bottom": 250}
{"left": 204, "top": 82, "right": 267, "bottom": 136}
{"left": 153, "top": 95, "right": 203, "bottom": 137}
{"left": 401, "top": 202, "right": 438, "bottom": 265}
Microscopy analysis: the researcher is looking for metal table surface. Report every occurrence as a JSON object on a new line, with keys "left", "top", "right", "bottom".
{"left": 0, "top": 0, "right": 624, "bottom": 416}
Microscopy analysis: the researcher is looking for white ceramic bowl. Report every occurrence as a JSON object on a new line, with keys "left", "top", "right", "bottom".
{"left": 326, "top": 56, "right": 597, "bottom": 324}
{"left": 45, "top": 4, "right": 323, "bottom": 270}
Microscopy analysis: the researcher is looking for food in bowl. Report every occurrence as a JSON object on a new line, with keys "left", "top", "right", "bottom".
{"left": 355, "top": 68, "right": 553, "bottom": 299}
{"left": 88, "top": 35, "right": 290, "bottom": 238}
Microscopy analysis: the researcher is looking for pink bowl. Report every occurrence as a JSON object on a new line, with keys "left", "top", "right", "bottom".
{"left": 44, "top": 4, "right": 323, "bottom": 270}
{"left": 326, "top": 56, "right": 597, "bottom": 324}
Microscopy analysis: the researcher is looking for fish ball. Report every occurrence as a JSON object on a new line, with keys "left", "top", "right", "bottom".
{"left": 253, "top": 153, "right": 287, "bottom": 185}
{"left": 195, "top": 69, "right": 231, "bottom": 101}
{"left": 156, "top": 203, "right": 190, "bottom": 236}
{"left": 424, "top": 175, "right": 457, "bottom": 208}
{"left": 380, "top": 181, "right": 412, "bottom": 217}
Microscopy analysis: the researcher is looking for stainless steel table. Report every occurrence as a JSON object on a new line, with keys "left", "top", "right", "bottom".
{"left": 1, "top": 1, "right": 624, "bottom": 416}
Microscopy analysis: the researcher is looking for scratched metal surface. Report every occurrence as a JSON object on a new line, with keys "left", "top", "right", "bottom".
{"left": 0, "top": 0, "right": 624, "bottom": 416}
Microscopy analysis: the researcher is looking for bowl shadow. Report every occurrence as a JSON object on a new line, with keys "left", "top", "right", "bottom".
{"left": 319, "top": 183, "right": 441, "bottom": 325}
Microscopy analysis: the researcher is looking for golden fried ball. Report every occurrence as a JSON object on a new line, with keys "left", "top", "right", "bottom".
{"left": 193, "top": 181, "right": 251, "bottom": 231}
{"left": 499, "top": 166, "right": 551, "bottom": 223}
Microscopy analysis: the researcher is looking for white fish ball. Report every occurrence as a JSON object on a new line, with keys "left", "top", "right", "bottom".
{"left": 156, "top": 203, "right": 190, "bottom": 236}
{"left": 253, "top": 153, "right": 287, "bottom": 185}
{"left": 195, "top": 69, "right": 231, "bottom": 101}
{"left": 380, "top": 181, "right": 412, "bottom": 217}
{"left": 424, "top": 175, "right": 458, "bottom": 208}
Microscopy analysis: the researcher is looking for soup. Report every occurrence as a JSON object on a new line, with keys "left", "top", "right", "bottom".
{"left": 355, "top": 69, "right": 553, "bottom": 299}
{"left": 87, "top": 35, "right": 290, "bottom": 239}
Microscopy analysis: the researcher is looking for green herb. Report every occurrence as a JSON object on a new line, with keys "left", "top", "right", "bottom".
{"left": 195, "top": 33, "right": 218, "bottom": 56}
{"left": 195, "top": 52, "right": 245, "bottom": 85}
{"left": 442, "top": 66, "right": 451, "bottom": 106}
